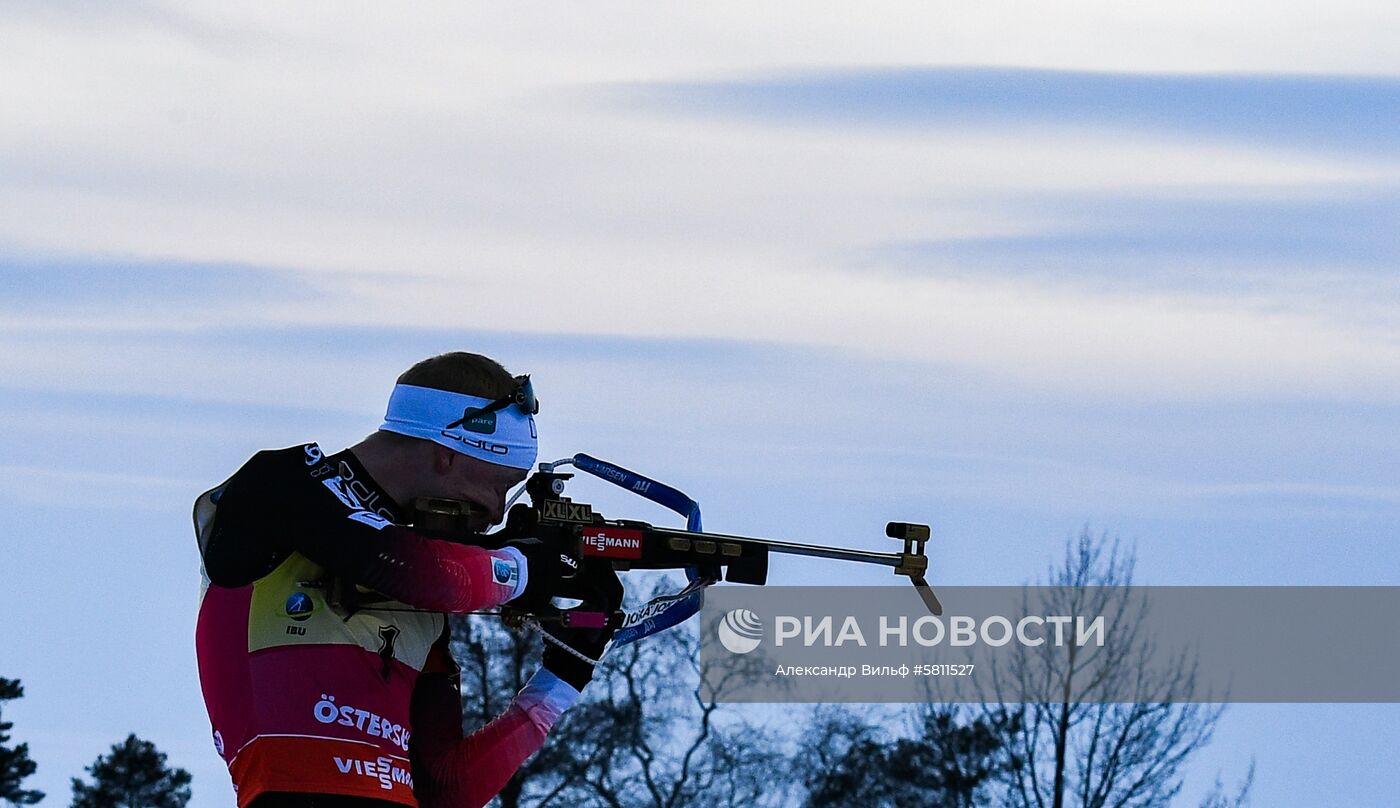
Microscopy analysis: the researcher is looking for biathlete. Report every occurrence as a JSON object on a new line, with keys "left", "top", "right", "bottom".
{"left": 194, "top": 352, "right": 607, "bottom": 808}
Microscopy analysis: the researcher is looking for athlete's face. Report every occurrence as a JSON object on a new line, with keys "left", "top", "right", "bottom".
{"left": 430, "top": 446, "right": 528, "bottom": 530}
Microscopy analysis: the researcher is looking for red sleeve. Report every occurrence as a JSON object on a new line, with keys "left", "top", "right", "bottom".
{"left": 410, "top": 635, "right": 572, "bottom": 808}
{"left": 332, "top": 526, "right": 520, "bottom": 613}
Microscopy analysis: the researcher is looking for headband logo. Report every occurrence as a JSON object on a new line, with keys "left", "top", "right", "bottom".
{"left": 440, "top": 433, "right": 510, "bottom": 456}
{"left": 445, "top": 409, "right": 497, "bottom": 435}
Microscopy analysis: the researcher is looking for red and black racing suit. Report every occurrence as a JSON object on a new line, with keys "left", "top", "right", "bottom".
{"left": 194, "top": 443, "right": 574, "bottom": 808}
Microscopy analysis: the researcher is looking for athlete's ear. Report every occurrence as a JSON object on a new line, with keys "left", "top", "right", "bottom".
{"left": 431, "top": 444, "right": 456, "bottom": 475}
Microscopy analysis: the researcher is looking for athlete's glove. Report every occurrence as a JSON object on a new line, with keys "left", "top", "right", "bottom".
{"left": 542, "top": 563, "right": 622, "bottom": 691}
{"left": 504, "top": 538, "right": 564, "bottom": 607}
{"left": 542, "top": 621, "right": 615, "bottom": 691}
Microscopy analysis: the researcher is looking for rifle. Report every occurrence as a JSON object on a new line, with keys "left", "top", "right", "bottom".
{"left": 412, "top": 453, "right": 941, "bottom": 653}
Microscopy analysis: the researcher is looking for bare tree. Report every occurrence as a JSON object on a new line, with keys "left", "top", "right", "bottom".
{"left": 1195, "top": 765, "right": 1254, "bottom": 808}
{"left": 794, "top": 704, "right": 1016, "bottom": 808}
{"left": 557, "top": 617, "right": 785, "bottom": 808}
{"left": 989, "top": 530, "right": 1251, "bottom": 808}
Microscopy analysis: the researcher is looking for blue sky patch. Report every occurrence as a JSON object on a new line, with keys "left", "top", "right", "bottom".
{"left": 0, "top": 252, "right": 325, "bottom": 312}
{"left": 619, "top": 67, "right": 1400, "bottom": 155}
{"left": 851, "top": 187, "right": 1400, "bottom": 295}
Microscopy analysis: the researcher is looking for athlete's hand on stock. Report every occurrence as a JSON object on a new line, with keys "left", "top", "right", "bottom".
{"left": 504, "top": 538, "right": 564, "bottom": 607}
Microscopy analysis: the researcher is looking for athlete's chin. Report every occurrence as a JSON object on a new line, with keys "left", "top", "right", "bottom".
{"left": 463, "top": 508, "right": 496, "bottom": 534}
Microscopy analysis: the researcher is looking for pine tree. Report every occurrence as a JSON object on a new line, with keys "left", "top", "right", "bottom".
{"left": 0, "top": 677, "right": 44, "bottom": 806}
{"left": 69, "top": 736, "right": 190, "bottom": 808}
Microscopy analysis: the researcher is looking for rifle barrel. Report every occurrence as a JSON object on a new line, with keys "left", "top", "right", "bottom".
{"left": 644, "top": 526, "right": 905, "bottom": 569}
{"left": 759, "top": 537, "right": 903, "bottom": 567}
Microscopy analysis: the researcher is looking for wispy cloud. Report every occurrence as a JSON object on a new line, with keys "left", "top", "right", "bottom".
{"left": 620, "top": 67, "right": 1400, "bottom": 156}
{"left": 868, "top": 188, "right": 1400, "bottom": 273}
{"left": 849, "top": 186, "right": 1400, "bottom": 329}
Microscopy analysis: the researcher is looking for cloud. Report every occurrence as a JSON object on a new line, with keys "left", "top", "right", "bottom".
{"left": 619, "top": 67, "right": 1400, "bottom": 156}
{"left": 849, "top": 186, "right": 1400, "bottom": 334}
{"left": 870, "top": 188, "right": 1400, "bottom": 273}
{"left": 6, "top": 238, "right": 1399, "bottom": 405}
{"left": 1, "top": 17, "right": 1397, "bottom": 404}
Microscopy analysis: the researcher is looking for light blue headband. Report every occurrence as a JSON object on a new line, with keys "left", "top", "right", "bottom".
{"left": 379, "top": 384, "right": 538, "bottom": 470}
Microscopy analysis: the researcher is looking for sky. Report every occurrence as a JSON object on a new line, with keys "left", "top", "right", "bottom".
{"left": 1, "top": 2, "right": 1398, "bottom": 805}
